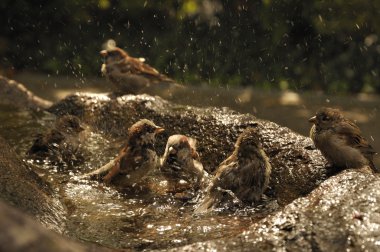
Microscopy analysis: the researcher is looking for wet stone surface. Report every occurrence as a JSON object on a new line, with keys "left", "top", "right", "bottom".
{"left": 49, "top": 93, "right": 328, "bottom": 205}
{"left": 171, "top": 169, "right": 380, "bottom": 251}
{"left": 0, "top": 201, "right": 112, "bottom": 252}
{"left": 1, "top": 91, "right": 377, "bottom": 251}
{"left": 0, "top": 135, "right": 66, "bottom": 233}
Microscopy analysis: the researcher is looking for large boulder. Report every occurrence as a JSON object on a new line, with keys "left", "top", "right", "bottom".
{"left": 0, "top": 136, "right": 65, "bottom": 232}
{"left": 0, "top": 201, "right": 113, "bottom": 252}
{"left": 0, "top": 75, "right": 52, "bottom": 110}
{"left": 170, "top": 169, "right": 380, "bottom": 251}
{"left": 1, "top": 85, "right": 378, "bottom": 251}
{"left": 48, "top": 93, "right": 327, "bottom": 205}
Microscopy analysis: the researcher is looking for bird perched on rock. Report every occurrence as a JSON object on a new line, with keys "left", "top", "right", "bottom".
{"left": 195, "top": 127, "right": 271, "bottom": 213}
{"left": 309, "top": 107, "right": 378, "bottom": 172}
{"left": 160, "top": 135, "right": 208, "bottom": 193}
{"left": 100, "top": 46, "right": 177, "bottom": 95}
{"left": 84, "top": 119, "right": 164, "bottom": 186}
{"left": 27, "top": 115, "right": 85, "bottom": 167}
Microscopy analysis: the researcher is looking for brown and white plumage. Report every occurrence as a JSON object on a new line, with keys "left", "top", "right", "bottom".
{"left": 85, "top": 119, "right": 164, "bottom": 186}
{"left": 160, "top": 135, "right": 207, "bottom": 192}
{"left": 100, "top": 47, "right": 176, "bottom": 94}
{"left": 309, "top": 107, "right": 378, "bottom": 172}
{"left": 195, "top": 127, "right": 271, "bottom": 213}
{"left": 27, "top": 115, "right": 85, "bottom": 166}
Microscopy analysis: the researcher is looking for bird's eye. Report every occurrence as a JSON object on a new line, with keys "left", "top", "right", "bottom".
{"left": 70, "top": 120, "right": 79, "bottom": 128}
{"left": 321, "top": 115, "right": 330, "bottom": 121}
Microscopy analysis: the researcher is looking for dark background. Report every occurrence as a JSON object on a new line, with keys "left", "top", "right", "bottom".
{"left": 1, "top": 0, "right": 380, "bottom": 93}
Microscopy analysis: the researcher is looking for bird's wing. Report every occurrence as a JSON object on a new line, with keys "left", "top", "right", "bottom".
{"left": 335, "top": 120, "right": 377, "bottom": 156}
{"left": 82, "top": 158, "right": 118, "bottom": 179}
{"left": 240, "top": 155, "right": 269, "bottom": 200}
{"left": 216, "top": 153, "right": 236, "bottom": 172}
{"left": 48, "top": 129, "right": 65, "bottom": 144}
{"left": 195, "top": 159, "right": 242, "bottom": 213}
{"left": 213, "top": 160, "right": 240, "bottom": 192}
{"left": 27, "top": 133, "right": 48, "bottom": 154}
{"left": 194, "top": 165, "right": 233, "bottom": 213}
{"left": 194, "top": 193, "right": 217, "bottom": 214}
{"left": 128, "top": 56, "right": 174, "bottom": 82}
{"left": 118, "top": 144, "right": 129, "bottom": 156}
{"left": 335, "top": 120, "right": 378, "bottom": 172}
{"left": 193, "top": 159, "right": 204, "bottom": 174}
{"left": 81, "top": 144, "right": 129, "bottom": 180}
{"left": 240, "top": 159, "right": 263, "bottom": 187}
{"left": 128, "top": 57, "right": 159, "bottom": 76}
{"left": 118, "top": 147, "right": 138, "bottom": 172}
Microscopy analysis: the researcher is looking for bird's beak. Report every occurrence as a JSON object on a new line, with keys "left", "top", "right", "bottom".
{"left": 309, "top": 116, "right": 317, "bottom": 123}
{"left": 168, "top": 146, "right": 177, "bottom": 155}
{"left": 154, "top": 127, "right": 165, "bottom": 134}
{"left": 100, "top": 50, "right": 107, "bottom": 57}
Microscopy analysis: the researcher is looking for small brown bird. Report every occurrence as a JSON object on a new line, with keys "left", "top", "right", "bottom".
{"left": 195, "top": 127, "right": 271, "bottom": 213}
{"left": 309, "top": 107, "right": 378, "bottom": 172}
{"left": 160, "top": 135, "right": 207, "bottom": 192}
{"left": 27, "top": 115, "right": 85, "bottom": 166}
{"left": 100, "top": 46, "right": 176, "bottom": 94}
{"left": 85, "top": 119, "right": 164, "bottom": 186}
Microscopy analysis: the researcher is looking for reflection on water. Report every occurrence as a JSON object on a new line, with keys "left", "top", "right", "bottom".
{"left": 0, "top": 106, "right": 276, "bottom": 250}
{"left": 64, "top": 176, "right": 266, "bottom": 249}
{"left": 1, "top": 72, "right": 379, "bottom": 249}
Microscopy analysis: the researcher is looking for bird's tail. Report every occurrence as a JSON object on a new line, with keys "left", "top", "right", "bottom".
{"left": 369, "top": 160, "right": 380, "bottom": 173}
{"left": 159, "top": 74, "right": 176, "bottom": 83}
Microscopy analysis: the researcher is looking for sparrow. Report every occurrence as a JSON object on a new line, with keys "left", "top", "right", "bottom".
{"left": 85, "top": 119, "right": 164, "bottom": 186}
{"left": 100, "top": 46, "right": 176, "bottom": 94}
{"left": 309, "top": 107, "right": 378, "bottom": 172}
{"left": 160, "top": 135, "right": 207, "bottom": 192}
{"left": 195, "top": 127, "right": 272, "bottom": 213}
{"left": 27, "top": 115, "right": 85, "bottom": 166}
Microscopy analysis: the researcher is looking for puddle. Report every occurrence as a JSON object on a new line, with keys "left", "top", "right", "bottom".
{"left": 0, "top": 107, "right": 277, "bottom": 250}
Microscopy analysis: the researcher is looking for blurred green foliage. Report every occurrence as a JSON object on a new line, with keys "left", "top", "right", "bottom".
{"left": 1, "top": 0, "right": 380, "bottom": 93}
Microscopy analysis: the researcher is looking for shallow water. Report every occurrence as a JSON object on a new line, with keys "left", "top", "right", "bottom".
{"left": 0, "top": 105, "right": 277, "bottom": 250}
{"left": 1, "top": 72, "right": 379, "bottom": 249}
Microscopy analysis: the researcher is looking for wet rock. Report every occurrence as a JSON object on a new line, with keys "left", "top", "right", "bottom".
{"left": 171, "top": 169, "right": 380, "bottom": 251}
{"left": 49, "top": 93, "right": 327, "bottom": 205}
{"left": 5, "top": 87, "right": 378, "bottom": 251}
{"left": 0, "top": 201, "right": 113, "bottom": 252}
{"left": 0, "top": 135, "right": 65, "bottom": 233}
{"left": 0, "top": 75, "right": 52, "bottom": 110}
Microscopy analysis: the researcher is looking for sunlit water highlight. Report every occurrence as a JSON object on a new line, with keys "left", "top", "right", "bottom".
{"left": 0, "top": 106, "right": 276, "bottom": 250}
{"left": 1, "top": 72, "right": 379, "bottom": 249}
